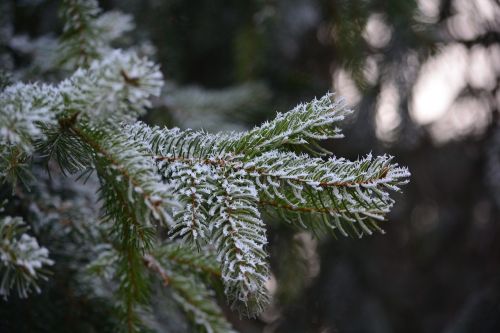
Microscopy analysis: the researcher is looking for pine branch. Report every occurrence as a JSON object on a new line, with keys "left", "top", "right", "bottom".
{"left": 121, "top": 101, "right": 409, "bottom": 314}
{"left": 127, "top": 92, "right": 350, "bottom": 159}
{"left": 2, "top": 34, "right": 166, "bottom": 330}
{"left": 36, "top": 118, "right": 93, "bottom": 176}
{"left": 226, "top": 93, "right": 352, "bottom": 156}
{"left": 58, "top": 1, "right": 135, "bottom": 69}
{"left": 131, "top": 123, "right": 408, "bottom": 237}
{"left": 127, "top": 123, "right": 272, "bottom": 315}
{"left": 125, "top": 122, "right": 232, "bottom": 160}
{"left": 72, "top": 123, "right": 170, "bottom": 332}
{"left": 0, "top": 147, "right": 34, "bottom": 188}
{"left": 58, "top": 0, "right": 102, "bottom": 68}
{"left": 0, "top": 49, "right": 162, "bottom": 144}
{"left": 208, "top": 168, "right": 270, "bottom": 317}
{"left": 246, "top": 151, "right": 410, "bottom": 236}
{"left": 168, "top": 273, "right": 236, "bottom": 333}
{"left": 146, "top": 248, "right": 236, "bottom": 333}
{"left": 73, "top": 124, "right": 175, "bottom": 227}
{"left": 60, "top": 50, "right": 163, "bottom": 121}
{"left": 70, "top": 125, "right": 175, "bottom": 333}
{"left": 1, "top": 49, "right": 162, "bottom": 181}
{"left": 150, "top": 150, "right": 408, "bottom": 232}
{"left": 0, "top": 83, "right": 60, "bottom": 154}
{"left": 0, "top": 216, "right": 54, "bottom": 299}
{"left": 168, "top": 161, "right": 215, "bottom": 246}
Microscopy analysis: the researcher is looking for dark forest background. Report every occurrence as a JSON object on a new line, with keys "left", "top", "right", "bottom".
{"left": 2, "top": 0, "right": 500, "bottom": 332}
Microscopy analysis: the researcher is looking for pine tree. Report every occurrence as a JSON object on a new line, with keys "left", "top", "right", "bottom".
{"left": 0, "top": 1, "right": 409, "bottom": 332}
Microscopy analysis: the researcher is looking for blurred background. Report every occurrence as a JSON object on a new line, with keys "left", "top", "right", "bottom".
{"left": 2, "top": 0, "right": 500, "bottom": 332}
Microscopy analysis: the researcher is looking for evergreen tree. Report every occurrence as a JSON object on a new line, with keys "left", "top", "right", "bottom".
{"left": 0, "top": 1, "right": 409, "bottom": 331}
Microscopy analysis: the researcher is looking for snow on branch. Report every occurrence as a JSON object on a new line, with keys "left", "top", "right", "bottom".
{"left": 0, "top": 216, "right": 54, "bottom": 299}
{"left": 227, "top": 93, "right": 352, "bottom": 155}
{"left": 208, "top": 171, "right": 270, "bottom": 317}
{"left": 74, "top": 124, "right": 176, "bottom": 228}
{"left": 120, "top": 96, "right": 409, "bottom": 315}
{"left": 0, "top": 83, "right": 60, "bottom": 153}
{"left": 60, "top": 50, "right": 163, "bottom": 121}
{"left": 247, "top": 151, "right": 410, "bottom": 236}
{"left": 1, "top": 49, "right": 162, "bottom": 163}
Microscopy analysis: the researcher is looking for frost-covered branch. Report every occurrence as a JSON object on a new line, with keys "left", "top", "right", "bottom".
{"left": 0, "top": 49, "right": 162, "bottom": 163}
{"left": 227, "top": 93, "right": 352, "bottom": 156}
{"left": 73, "top": 124, "right": 175, "bottom": 227}
{"left": 71, "top": 124, "right": 178, "bottom": 332}
{"left": 209, "top": 170, "right": 270, "bottom": 317}
{"left": 60, "top": 50, "right": 163, "bottom": 121}
{"left": 0, "top": 216, "right": 53, "bottom": 299}
{"left": 0, "top": 83, "right": 60, "bottom": 153}
{"left": 121, "top": 95, "right": 409, "bottom": 314}
{"left": 168, "top": 161, "right": 215, "bottom": 246}
{"left": 246, "top": 151, "right": 409, "bottom": 237}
